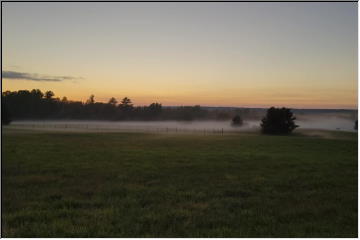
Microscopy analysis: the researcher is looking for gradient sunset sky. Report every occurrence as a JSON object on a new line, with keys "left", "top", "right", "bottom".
{"left": 2, "top": 2, "right": 358, "bottom": 109}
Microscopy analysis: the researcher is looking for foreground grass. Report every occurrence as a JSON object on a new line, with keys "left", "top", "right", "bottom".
{"left": 2, "top": 130, "right": 358, "bottom": 237}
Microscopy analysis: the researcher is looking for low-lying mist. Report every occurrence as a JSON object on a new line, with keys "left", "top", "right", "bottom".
{"left": 9, "top": 113, "right": 357, "bottom": 133}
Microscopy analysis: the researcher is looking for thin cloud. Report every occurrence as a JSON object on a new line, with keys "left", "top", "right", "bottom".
{"left": 2, "top": 71, "right": 82, "bottom": 82}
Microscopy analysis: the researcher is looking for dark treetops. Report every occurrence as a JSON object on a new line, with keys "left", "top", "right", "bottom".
{"left": 2, "top": 89, "right": 260, "bottom": 122}
{"left": 261, "top": 107, "right": 298, "bottom": 134}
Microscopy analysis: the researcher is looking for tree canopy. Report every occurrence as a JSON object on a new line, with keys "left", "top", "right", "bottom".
{"left": 261, "top": 107, "right": 298, "bottom": 134}
{"left": 2, "top": 89, "right": 288, "bottom": 122}
{"left": 2, "top": 89, "right": 241, "bottom": 121}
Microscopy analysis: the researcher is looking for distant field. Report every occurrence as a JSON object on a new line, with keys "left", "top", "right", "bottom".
{"left": 7, "top": 117, "right": 358, "bottom": 133}
{"left": 2, "top": 129, "right": 358, "bottom": 237}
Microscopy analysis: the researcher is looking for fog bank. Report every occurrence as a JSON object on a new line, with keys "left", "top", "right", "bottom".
{"left": 8, "top": 115, "right": 357, "bottom": 133}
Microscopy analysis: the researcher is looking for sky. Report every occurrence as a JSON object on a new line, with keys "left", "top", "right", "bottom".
{"left": 2, "top": 2, "right": 358, "bottom": 109}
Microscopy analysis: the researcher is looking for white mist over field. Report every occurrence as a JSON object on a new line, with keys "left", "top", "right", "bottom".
{"left": 8, "top": 114, "right": 357, "bottom": 133}
{"left": 296, "top": 117, "right": 356, "bottom": 132}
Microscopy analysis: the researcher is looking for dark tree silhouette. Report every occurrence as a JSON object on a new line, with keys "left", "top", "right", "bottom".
{"left": 146, "top": 103, "right": 162, "bottom": 120}
{"left": 45, "top": 91, "right": 54, "bottom": 99}
{"left": 2, "top": 100, "right": 12, "bottom": 125}
{"left": 108, "top": 97, "right": 117, "bottom": 106}
{"left": 116, "top": 97, "right": 134, "bottom": 120}
{"left": 31, "top": 89, "right": 44, "bottom": 99}
{"left": 231, "top": 115, "right": 243, "bottom": 126}
{"left": 261, "top": 107, "right": 298, "bottom": 134}
{"left": 119, "top": 97, "right": 132, "bottom": 108}
{"left": 86, "top": 94, "right": 95, "bottom": 104}
{"left": 2, "top": 89, "right": 303, "bottom": 122}
{"left": 118, "top": 97, "right": 133, "bottom": 112}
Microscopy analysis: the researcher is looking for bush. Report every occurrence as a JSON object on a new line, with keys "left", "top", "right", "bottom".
{"left": 261, "top": 107, "right": 298, "bottom": 134}
{"left": 231, "top": 115, "right": 243, "bottom": 127}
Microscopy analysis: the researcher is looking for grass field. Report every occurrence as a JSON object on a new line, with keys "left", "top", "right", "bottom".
{"left": 2, "top": 129, "right": 358, "bottom": 237}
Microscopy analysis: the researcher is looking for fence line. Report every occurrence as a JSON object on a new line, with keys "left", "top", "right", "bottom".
{"left": 9, "top": 123, "right": 255, "bottom": 135}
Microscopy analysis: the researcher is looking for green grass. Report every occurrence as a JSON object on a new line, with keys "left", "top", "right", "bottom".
{"left": 2, "top": 130, "right": 358, "bottom": 237}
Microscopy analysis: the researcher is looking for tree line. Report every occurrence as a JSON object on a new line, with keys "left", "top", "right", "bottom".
{"left": 2, "top": 89, "right": 258, "bottom": 122}
{"left": 2, "top": 89, "right": 309, "bottom": 135}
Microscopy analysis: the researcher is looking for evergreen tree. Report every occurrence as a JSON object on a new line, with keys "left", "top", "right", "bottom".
{"left": 261, "top": 107, "right": 298, "bottom": 134}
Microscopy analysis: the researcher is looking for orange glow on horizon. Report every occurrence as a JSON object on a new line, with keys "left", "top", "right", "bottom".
{"left": 2, "top": 83, "right": 357, "bottom": 110}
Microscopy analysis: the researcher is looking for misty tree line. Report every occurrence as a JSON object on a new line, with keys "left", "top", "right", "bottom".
{"left": 5, "top": 89, "right": 355, "bottom": 134}
{"left": 2, "top": 89, "right": 260, "bottom": 122}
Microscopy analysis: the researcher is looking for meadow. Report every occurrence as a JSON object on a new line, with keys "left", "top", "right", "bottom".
{"left": 2, "top": 128, "right": 358, "bottom": 237}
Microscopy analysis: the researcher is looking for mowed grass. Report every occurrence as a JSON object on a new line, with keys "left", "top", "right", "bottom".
{"left": 2, "top": 129, "right": 358, "bottom": 237}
